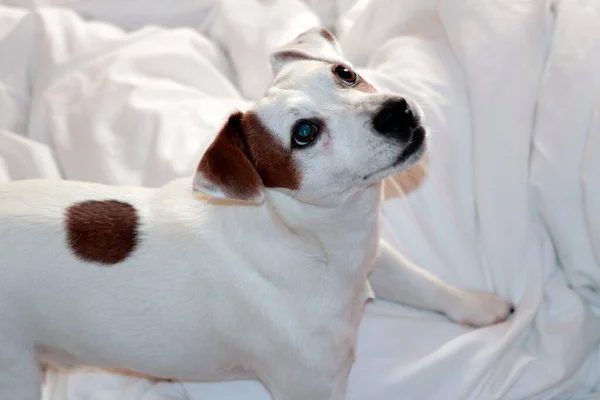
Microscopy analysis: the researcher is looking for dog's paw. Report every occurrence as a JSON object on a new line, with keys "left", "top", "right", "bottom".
{"left": 444, "top": 289, "right": 514, "bottom": 327}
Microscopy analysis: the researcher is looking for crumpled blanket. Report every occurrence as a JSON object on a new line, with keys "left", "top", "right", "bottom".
{"left": 0, "top": 0, "right": 599, "bottom": 399}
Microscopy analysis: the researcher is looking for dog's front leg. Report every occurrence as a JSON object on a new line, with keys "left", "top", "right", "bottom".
{"left": 368, "top": 240, "right": 513, "bottom": 327}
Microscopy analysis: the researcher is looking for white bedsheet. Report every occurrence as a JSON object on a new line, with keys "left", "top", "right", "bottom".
{"left": 1, "top": 0, "right": 599, "bottom": 399}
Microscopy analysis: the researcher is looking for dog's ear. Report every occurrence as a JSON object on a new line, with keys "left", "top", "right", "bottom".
{"left": 194, "top": 112, "right": 264, "bottom": 203}
{"left": 270, "top": 27, "right": 343, "bottom": 75}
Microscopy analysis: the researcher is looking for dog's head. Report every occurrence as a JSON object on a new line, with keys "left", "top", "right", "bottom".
{"left": 194, "top": 27, "right": 426, "bottom": 205}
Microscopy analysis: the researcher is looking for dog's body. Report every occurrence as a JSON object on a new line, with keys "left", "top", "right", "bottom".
{"left": 1, "top": 177, "right": 378, "bottom": 395}
{"left": 0, "top": 28, "right": 513, "bottom": 399}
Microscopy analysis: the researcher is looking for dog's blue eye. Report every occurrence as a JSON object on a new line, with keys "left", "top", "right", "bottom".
{"left": 293, "top": 121, "right": 319, "bottom": 147}
{"left": 298, "top": 124, "right": 312, "bottom": 138}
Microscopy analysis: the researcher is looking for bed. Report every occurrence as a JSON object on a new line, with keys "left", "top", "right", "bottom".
{"left": 0, "top": 0, "right": 599, "bottom": 399}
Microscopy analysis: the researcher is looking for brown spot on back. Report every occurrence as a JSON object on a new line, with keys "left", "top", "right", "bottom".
{"left": 242, "top": 112, "right": 300, "bottom": 191}
{"left": 65, "top": 200, "right": 139, "bottom": 265}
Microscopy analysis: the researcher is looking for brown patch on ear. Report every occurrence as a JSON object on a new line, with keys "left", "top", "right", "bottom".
{"left": 197, "top": 112, "right": 263, "bottom": 200}
{"left": 319, "top": 28, "right": 336, "bottom": 43}
{"left": 242, "top": 112, "right": 300, "bottom": 190}
{"left": 65, "top": 200, "right": 139, "bottom": 265}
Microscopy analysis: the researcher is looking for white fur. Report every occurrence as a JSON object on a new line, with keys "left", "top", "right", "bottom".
{"left": 0, "top": 28, "right": 512, "bottom": 400}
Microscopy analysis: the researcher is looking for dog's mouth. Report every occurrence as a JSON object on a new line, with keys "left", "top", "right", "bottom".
{"left": 392, "top": 126, "right": 426, "bottom": 166}
{"left": 362, "top": 126, "right": 426, "bottom": 181}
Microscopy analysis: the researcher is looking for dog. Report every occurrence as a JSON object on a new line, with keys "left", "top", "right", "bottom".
{"left": 0, "top": 27, "right": 513, "bottom": 400}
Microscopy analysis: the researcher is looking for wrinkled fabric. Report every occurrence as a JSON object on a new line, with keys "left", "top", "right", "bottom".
{"left": 0, "top": 0, "right": 598, "bottom": 399}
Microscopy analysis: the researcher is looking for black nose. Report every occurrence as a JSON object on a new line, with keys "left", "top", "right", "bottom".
{"left": 372, "top": 98, "right": 418, "bottom": 141}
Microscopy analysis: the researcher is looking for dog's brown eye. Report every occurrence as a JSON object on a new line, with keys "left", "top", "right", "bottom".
{"left": 334, "top": 65, "right": 357, "bottom": 85}
{"left": 292, "top": 121, "right": 319, "bottom": 148}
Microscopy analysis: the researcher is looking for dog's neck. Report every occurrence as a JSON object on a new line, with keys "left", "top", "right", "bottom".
{"left": 264, "top": 184, "right": 382, "bottom": 235}
{"left": 263, "top": 183, "right": 383, "bottom": 275}
{"left": 181, "top": 176, "right": 382, "bottom": 286}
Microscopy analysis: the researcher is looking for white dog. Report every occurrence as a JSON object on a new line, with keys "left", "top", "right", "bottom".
{"left": 0, "top": 27, "right": 513, "bottom": 400}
